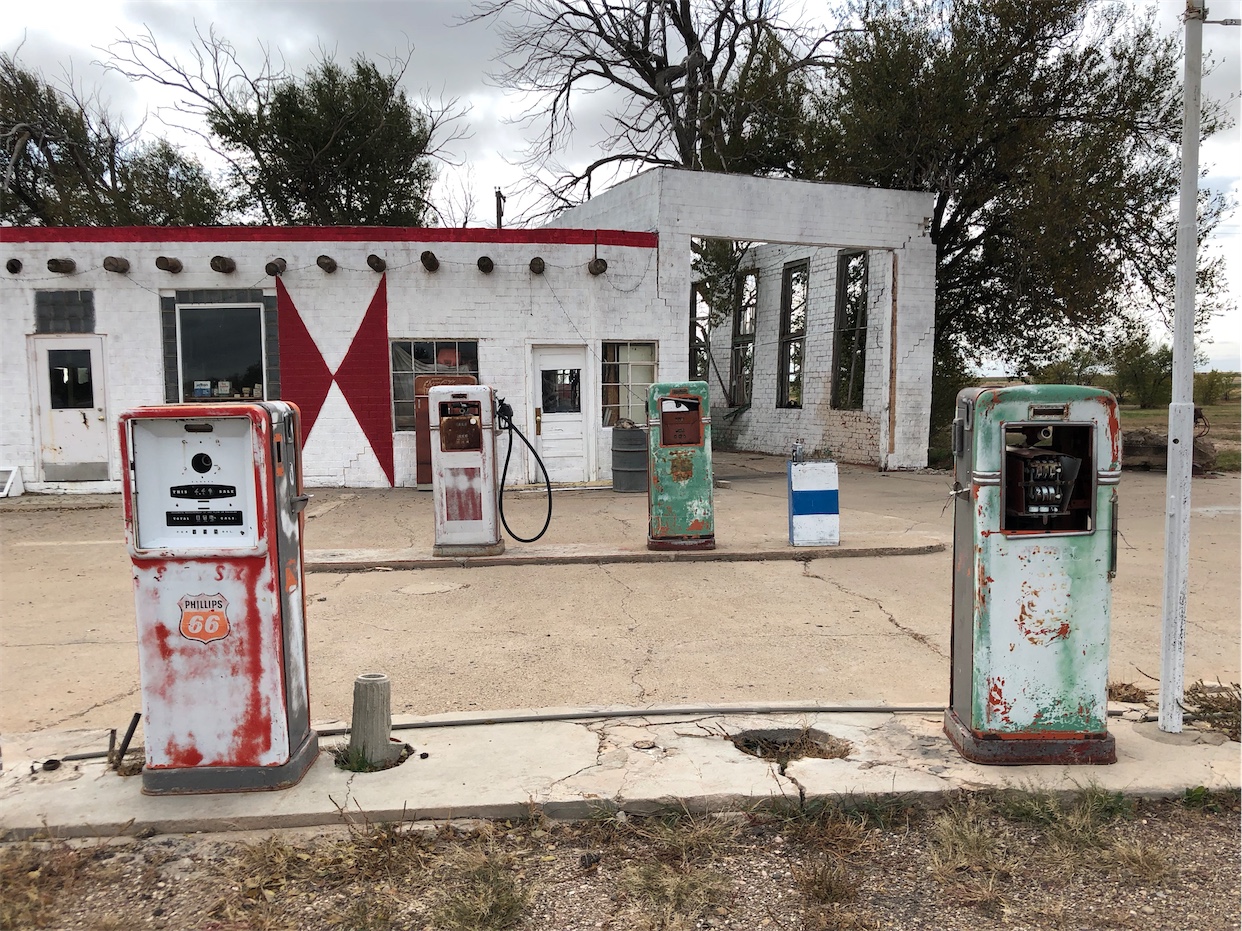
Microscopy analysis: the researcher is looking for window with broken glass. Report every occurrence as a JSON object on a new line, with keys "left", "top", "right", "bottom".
{"left": 777, "top": 260, "right": 808, "bottom": 409}
{"left": 730, "top": 271, "right": 757, "bottom": 406}
{"left": 831, "top": 251, "right": 868, "bottom": 410}
{"left": 390, "top": 340, "right": 480, "bottom": 430}
{"left": 602, "top": 341, "right": 657, "bottom": 425}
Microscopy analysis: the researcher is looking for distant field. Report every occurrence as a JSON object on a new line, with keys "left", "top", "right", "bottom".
{"left": 1120, "top": 402, "right": 1240, "bottom": 471}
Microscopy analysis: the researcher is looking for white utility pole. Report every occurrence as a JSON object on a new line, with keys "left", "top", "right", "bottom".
{"left": 1158, "top": 0, "right": 1205, "bottom": 733}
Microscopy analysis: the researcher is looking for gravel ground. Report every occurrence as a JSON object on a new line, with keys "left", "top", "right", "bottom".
{"left": 2, "top": 790, "right": 1239, "bottom": 931}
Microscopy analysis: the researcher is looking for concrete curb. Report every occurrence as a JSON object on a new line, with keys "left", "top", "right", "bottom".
{"left": 306, "top": 541, "right": 945, "bottom": 572}
{"left": 2, "top": 713, "right": 1235, "bottom": 840}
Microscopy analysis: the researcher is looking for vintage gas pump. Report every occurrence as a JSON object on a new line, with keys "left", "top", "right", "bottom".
{"left": 647, "top": 381, "right": 715, "bottom": 550}
{"left": 946, "top": 385, "right": 1121, "bottom": 764}
{"left": 429, "top": 384, "right": 503, "bottom": 556}
{"left": 119, "top": 402, "right": 318, "bottom": 794}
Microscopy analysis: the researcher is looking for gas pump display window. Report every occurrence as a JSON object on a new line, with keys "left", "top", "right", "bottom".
{"left": 659, "top": 397, "right": 703, "bottom": 446}
{"left": 1001, "top": 422, "right": 1094, "bottom": 534}
{"left": 438, "top": 400, "right": 484, "bottom": 451}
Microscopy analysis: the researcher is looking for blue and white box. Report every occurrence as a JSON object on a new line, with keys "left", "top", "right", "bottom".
{"left": 788, "top": 460, "right": 840, "bottom": 546}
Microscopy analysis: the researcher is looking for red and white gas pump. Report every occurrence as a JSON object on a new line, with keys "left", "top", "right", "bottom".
{"left": 429, "top": 385, "right": 504, "bottom": 556}
{"left": 119, "top": 402, "right": 318, "bottom": 794}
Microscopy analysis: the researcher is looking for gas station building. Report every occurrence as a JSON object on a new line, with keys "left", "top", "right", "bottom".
{"left": 1, "top": 169, "right": 937, "bottom": 492}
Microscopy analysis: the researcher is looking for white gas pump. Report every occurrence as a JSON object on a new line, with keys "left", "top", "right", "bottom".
{"left": 429, "top": 385, "right": 504, "bottom": 556}
{"left": 119, "top": 402, "right": 318, "bottom": 794}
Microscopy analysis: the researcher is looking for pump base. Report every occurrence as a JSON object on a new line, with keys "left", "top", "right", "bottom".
{"left": 432, "top": 540, "right": 506, "bottom": 557}
{"left": 140, "top": 730, "right": 321, "bottom": 795}
{"left": 944, "top": 709, "right": 1115, "bottom": 765}
{"left": 647, "top": 534, "right": 715, "bottom": 551}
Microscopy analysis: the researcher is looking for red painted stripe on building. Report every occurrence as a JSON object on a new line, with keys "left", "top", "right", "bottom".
{"left": 333, "top": 277, "right": 395, "bottom": 486}
{"left": 275, "top": 279, "right": 333, "bottom": 444}
{"left": 3, "top": 226, "right": 658, "bottom": 248}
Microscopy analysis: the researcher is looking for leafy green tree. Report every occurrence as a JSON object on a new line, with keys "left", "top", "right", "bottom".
{"left": 1110, "top": 332, "right": 1173, "bottom": 409}
{"left": 106, "top": 30, "right": 465, "bottom": 225}
{"left": 1, "top": 53, "right": 224, "bottom": 226}
{"left": 803, "top": 0, "right": 1231, "bottom": 420}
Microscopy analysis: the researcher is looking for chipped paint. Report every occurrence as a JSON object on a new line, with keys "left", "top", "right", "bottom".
{"left": 951, "top": 387, "right": 1118, "bottom": 746}
{"left": 119, "top": 402, "right": 315, "bottom": 784}
{"left": 647, "top": 382, "right": 714, "bottom": 548}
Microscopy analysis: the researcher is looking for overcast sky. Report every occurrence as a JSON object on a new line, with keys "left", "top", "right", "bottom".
{"left": 4, "top": 0, "right": 1239, "bottom": 367}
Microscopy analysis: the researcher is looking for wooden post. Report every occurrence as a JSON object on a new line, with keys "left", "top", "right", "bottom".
{"left": 529, "top": 257, "right": 545, "bottom": 275}
{"left": 420, "top": 251, "right": 439, "bottom": 271}
{"left": 348, "top": 673, "right": 401, "bottom": 764}
{"left": 588, "top": 257, "right": 608, "bottom": 276}
{"left": 477, "top": 256, "right": 494, "bottom": 273}
{"left": 156, "top": 256, "right": 183, "bottom": 273}
{"left": 265, "top": 257, "right": 287, "bottom": 277}
{"left": 210, "top": 255, "right": 237, "bottom": 274}
{"left": 103, "top": 256, "right": 130, "bottom": 274}
{"left": 316, "top": 255, "right": 337, "bottom": 273}
{"left": 367, "top": 254, "right": 387, "bottom": 272}
{"left": 46, "top": 258, "right": 76, "bottom": 274}
{"left": 5, "top": 259, "right": 21, "bottom": 274}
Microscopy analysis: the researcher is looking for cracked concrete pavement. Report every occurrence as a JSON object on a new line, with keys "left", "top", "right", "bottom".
{"left": 1, "top": 453, "right": 1237, "bottom": 763}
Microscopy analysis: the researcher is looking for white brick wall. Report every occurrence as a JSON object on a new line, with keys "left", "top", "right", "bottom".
{"left": 553, "top": 168, "right": 937, "bottom": 468}
{"left": 1, "top": 234, "right": 669, "bottom": 489}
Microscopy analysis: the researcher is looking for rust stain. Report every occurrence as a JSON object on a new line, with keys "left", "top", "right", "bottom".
{"left": 986, "top": 676, "right": 1013, "bottom": 724}
{"left": 1015, "top": 581, "right": 1072, "bottom": 646}
{"left": 669, "top": 450, "right": 694, "bottom": 482}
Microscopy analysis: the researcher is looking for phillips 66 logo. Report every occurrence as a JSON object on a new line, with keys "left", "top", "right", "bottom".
{"left": 178, "top": 594, "right": 231, "bottom": 644}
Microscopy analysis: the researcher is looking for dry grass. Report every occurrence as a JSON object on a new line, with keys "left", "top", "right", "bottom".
{"left": 797, "top": 856, "right": 857, "bottom": 904}
{"left": 617, "top": 860, "right": 728, "bottom": 930}
{"left": 0, "top": 839, "right": 106, "bottom": 930}
{"left": 626, "top": 809, "right": 742, "bottom": 867}
{"left": 432, "top": 845, "right": 529, "bottom": 931}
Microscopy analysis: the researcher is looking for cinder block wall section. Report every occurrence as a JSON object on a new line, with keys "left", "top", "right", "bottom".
{"left": 2, "top": 229, "right": 666, "bottom": 490}
{"left": 550, "top": 168, "right": 937, "bottom": 469}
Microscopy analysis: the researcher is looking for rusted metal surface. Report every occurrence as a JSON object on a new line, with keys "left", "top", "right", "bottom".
{"left": 429, "top": 385, "right": 503, "bottom": 555}
{"left": 119, "top": 402, "right": 317, "bottom": 793}
{"left": 647, "top": 382, "right": 714, "bottom": 550}
{"left": 947, "top": 386, "right": 1121, "bottom": 763}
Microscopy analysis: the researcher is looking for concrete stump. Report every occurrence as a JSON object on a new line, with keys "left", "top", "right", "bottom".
{"left": 349, "top": 673, "right": 403, "bottom": 765}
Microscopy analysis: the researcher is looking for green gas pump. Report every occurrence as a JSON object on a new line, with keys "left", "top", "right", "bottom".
{"left": 647, "top": 381, "right": 715, "bottom": 550}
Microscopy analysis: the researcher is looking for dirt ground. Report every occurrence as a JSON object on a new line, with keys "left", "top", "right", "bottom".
{"left": 0, "top": 463, "right": 1238, "bottom": 739}
{"left": 2, "top": 788, "right": 1239, "bottom": 931}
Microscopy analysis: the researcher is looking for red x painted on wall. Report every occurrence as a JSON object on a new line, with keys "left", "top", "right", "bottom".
{"left": 276, "top": 277, "right": 394, "bottom": 485}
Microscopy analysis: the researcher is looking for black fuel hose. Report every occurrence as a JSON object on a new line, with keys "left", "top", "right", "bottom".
{"left": 495, "top": 396, "right": 553, "bottom": 543}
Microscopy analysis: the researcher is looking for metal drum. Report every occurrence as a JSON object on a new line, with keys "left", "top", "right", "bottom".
{"left": 611, "top": 424, "right": 648, "bottom": 493}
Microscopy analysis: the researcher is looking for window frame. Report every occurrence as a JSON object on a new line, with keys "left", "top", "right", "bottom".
{"left": 601, "top": 340, "right": 658, "bottom": 426}
{"left": 777, "top": 259, "right": 809, "bottom": 409}
{"left": 831, "top": 250, "right": 869, "bottom": 411}
{"left": 389, "top": 339, "right": 481, "bottom": 432}
{"left": 730, "top": 270, "right": 757, "bottom": 406}
{"left": 174, "top": 302, "right": 268, "bottom": 402}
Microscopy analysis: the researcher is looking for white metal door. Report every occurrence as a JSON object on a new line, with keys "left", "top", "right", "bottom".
{"left": 32, "top": 335, "right": 109, "bottom": 481}
{"left": 531, "top": 346, "right": 588, "bottom": 483}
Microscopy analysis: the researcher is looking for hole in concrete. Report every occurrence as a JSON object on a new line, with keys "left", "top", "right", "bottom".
{"left": 729, "top": 727, "right": 851, "bottom": 774}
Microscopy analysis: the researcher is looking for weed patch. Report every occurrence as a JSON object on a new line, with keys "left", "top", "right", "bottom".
{"left": 432, "top": 847, "right": 528, "bottom": 931}
{"left": 617, "top": 860, "right": 727, "bottom": 929}
{"left": 1107, "top": 681, "right": 1150, "bottom": 703}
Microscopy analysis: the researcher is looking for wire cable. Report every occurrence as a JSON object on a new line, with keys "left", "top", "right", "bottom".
{"left": 495, "top": 395, "right": 553, "bottom": 543}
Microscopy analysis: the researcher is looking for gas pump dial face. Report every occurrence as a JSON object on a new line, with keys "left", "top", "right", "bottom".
{"left": 131, "top": 417, "right": 259, "bottom": 551}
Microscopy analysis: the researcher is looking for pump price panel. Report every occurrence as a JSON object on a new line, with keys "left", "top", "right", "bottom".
{"left": 129, "top": 416, "right": 260, "bottom": 551}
